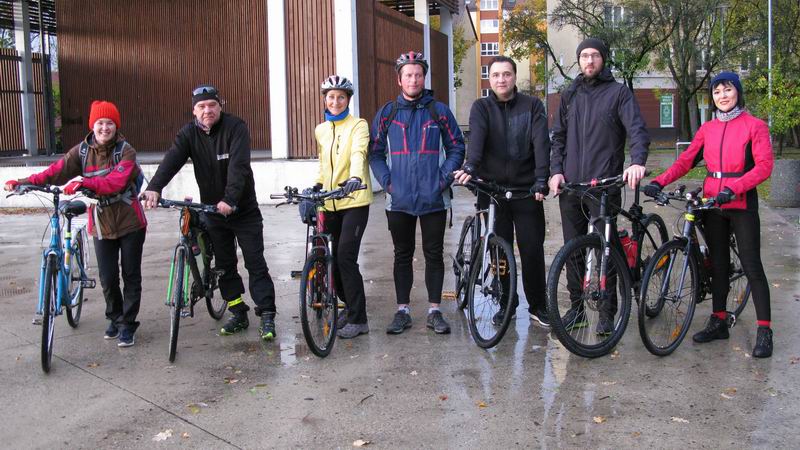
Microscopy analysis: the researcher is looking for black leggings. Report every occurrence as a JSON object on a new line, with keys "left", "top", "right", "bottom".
{"left": 386, "top": 210, "right": 447, "bottom": 305}
{"left": 94, "top": 227, "right": 146, "bottom": 332}
{"left": 325, "top": 206, "right": 370, "bottom": 324}
{"left": 704, "top": 208, "right": 771, "bottom": 322}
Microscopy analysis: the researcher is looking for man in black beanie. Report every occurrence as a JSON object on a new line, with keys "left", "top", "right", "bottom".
{"left": 547, "top": 38, "right": 651, "bottom": 335}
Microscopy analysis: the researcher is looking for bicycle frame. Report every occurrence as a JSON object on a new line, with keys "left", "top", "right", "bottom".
{"left": 165, "top": 206, "right": 214, "bottom": 315}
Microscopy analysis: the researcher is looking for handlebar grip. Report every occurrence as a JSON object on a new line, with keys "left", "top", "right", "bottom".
{"left": 689, "top": 186, "right": 703, "bottom": 198}
{"left": 269, "top": 194, "right": 285, "bottom": 200}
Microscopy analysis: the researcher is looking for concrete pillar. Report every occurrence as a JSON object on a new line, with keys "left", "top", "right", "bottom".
{"left": 414, "top": 0, "right": 431, "bottom": 89}
{"left": 14, "top": 0, "right": 38, "bottom": 156}
{"left": 334, "top": 0, "right": 360, "bottom": 118}
{"left": 440, "top": 7, "right": 455, "bottom": 108}
{"left": 267, "top": 0, "right": 289, "bottom": 159}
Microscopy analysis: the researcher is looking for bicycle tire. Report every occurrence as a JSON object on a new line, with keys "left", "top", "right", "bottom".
{"left": 66, "top": 229, "right": 85, "bottom": 328}
{"left": 454, "top": 215, "right": 476, "bottom": 310}
{"left": 638, "top": 239, "right": 698, "bottom": 356}
{"left": 168, "top": 248, "right": 186, "bottom": 363}
{"left": 639, "top": 214, "right": 669, "bottom": 317}
{"left": 466, "top": 235, "right": 516, "bottom": 349}
{"left": 204, "top": 269, "right": 225, "bottom": 320}
{"left": 41, "top": 254, "right": 57, "bottom": 373}
{"left": 728, "top": 240, "right": 751, "bottom": 320}
{"left": 546, "top": 234, "right": 633, "bottom": 358}
{"left": 299, "top": 254, "right": 337, "bottom": 357}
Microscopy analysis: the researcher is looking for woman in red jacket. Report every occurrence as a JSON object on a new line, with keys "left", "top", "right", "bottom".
{"left": 643, "top": 72, "right": 774, "bottom": 357}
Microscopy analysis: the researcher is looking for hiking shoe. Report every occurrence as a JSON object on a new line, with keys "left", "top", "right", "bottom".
{"left": 259, "top": 312, "right": 277, "bottom": 341}
{"left": 337, "top": 309, "right": 349, "bottom": 330}
{"left": 561, "top": 307, "right": 588, "bottom": 331}
{"left": 386, "top": 310, "right": 412, "bottom": 334}
{"left": 426, "top": 310, "right": 451, "bottom": 334}
{"left": 596, "top": 312, "right": 614, "bottom": 335}
{"left": 492, "top": 306, "right": 516, "bottom": 326}
{"left": 752, "top": 326, "right": 773, "bottom": 358}
{"left": 529, "top": 307, "right": 550, "bottom": 328}
{"left": 692, "top": 314, "right": 729, "bottom": 343}
{"left": 117, "top": 329, "right": 135, "bottom": 347}
{"left": 220, "top": 311, "right": 250, "bottom": 335}
{"left": 338, "top": 322, "right": 369, "bottom": 339}
{"left": 104, "top": 322, "right": 119, "bottom": 340}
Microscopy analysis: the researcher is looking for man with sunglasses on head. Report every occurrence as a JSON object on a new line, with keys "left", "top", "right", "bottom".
{"left": 547, "top": 38, "right": 650, "bottom": 335}
{"left": 141, "top": 85, "right": 278, "bottom": 340}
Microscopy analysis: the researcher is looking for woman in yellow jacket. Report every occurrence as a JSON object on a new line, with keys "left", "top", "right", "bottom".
{"left": 314, "top": 75, "right": 373, "bottom": 339}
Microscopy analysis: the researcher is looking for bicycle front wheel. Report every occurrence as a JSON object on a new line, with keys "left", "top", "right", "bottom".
{"left": 454, "top": 215, "right": 477, "bottom": 310}
{"left": 168, "top": 248, "right": 187, "bottom": 363}
{"left": 299, "top": 254, "right": 337, "bottom": 357}
{"left": 41, "top": 255, "right": 58, "bottom": 373}
{"left": 638, "top": 240, "right": 698, "bottom": 356}
{"left": 728, "top": 240, "right": 751, "bottom": 320}
{"left": 467, "top": 236, "right": 516, "bottom": 349}
{"left": 546, "top": 234, "right": 633, "bottom": 358}
{"left": 66, "top": 229, "right": 85, "bottom": 328}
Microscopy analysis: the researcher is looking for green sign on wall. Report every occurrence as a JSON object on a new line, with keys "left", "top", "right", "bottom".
{"left": 660, "top": 94, "right": 673, "bottom": 128}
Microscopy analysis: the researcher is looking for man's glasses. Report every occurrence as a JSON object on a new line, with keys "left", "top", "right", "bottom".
{"left": 192, "top": 86, "right": 218, "bottom": 96}
{"left": 579, "top": 53, "right": 603, "bottom": 61}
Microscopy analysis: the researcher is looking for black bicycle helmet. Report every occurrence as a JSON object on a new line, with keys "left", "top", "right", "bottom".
{"left": 320, "top": 75, "right": 354, "bottom": 96}
{"left": 395, "top": 51, "right": 428, "bottom": 75}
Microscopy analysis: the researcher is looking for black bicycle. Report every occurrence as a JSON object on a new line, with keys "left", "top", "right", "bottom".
{"left": 270, "top": 184, "right": 366, "bottom": 357}
{"left": 638, "top": 186, "right": 751, "bottom": 356}
{"left": 157, "top": 198, "right": 226, "bottom": 362}
{"left": 546, "top": 175, "right": 668, "bottom": 358}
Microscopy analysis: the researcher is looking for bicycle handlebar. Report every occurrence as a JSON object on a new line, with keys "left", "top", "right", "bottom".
{"left": 454, "top": 179, "right": 532, "bottom": 199}
{"left": 156, "top": 198, "right": 220, "bottom": 214}
{"left": 270, "top": 184, "right": 368, "bottom": 205}
{"left": 648, "top": 185, "right": 717, "bottom": 209}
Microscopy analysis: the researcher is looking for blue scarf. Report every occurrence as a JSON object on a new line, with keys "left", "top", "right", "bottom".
{"left": 325, "top": 107, "right": 349, "bottom": 122}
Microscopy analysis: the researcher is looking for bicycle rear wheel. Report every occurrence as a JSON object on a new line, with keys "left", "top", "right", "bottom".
{"left": 453, "top": 215, "right": 476, "bottom": 310}
{"left": 466, "top": 236, "right": 516, "bottom": 349}
{"left": 546, "top": 234, "right": 633, "bottom": 358}
{"left": 66, "top": 229, "right": 85, "bottom": 328}
{"left": 639, "top": 214, "right": 669, "bottom": 317}
{"left": 168, "top": 248, "right": 187, "bottom": 363}
{"left": 638, "top": 240, "right": 698, "bottom": 356}
{"left": 300, "top": 254, "right": 337, "bottom": 357}
{"left": 41, "top": 255, "right": 58, "bottom": 373}
{"left": 728, "top": 239, "right": 751, "bottom": 320}
{"left": 204, "top": 269, "right": 225, "bottom": 320}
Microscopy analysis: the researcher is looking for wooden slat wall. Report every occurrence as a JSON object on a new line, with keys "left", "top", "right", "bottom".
{"left": 429, "top": 29, "right": 449, "bottom": 105}
{"left": 56, "top": 0, "right": 270, "bottom": 152}
{"left": 0, "top": 49, "right": 49, "bottom": 154}
{"left": 356, "top": 0, "right": 424, "bottom": 125}
{"left": 285, "top": 0, "right": 336, "bottom": 159}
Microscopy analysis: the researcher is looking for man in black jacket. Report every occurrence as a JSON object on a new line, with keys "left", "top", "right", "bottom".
{"left": 454, "top": 56, "right": 551, "bottom": 327}
{"left": 547, "top": 38, "right": 650, "bottom": 334}
{"left": 142, "top": 85, "right": 278, "bottom": 340}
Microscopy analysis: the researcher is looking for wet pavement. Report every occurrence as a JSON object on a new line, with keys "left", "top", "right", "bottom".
{"left": 0, "top": 180, "right": 799, "bottom": 449}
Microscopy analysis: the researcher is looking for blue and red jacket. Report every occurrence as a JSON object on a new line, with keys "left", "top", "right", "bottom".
{"left": 654, "top": 111, "right": 773, "bottom": 210}
{"left": 368, "top": 90, "right": 465, "bottom": 215}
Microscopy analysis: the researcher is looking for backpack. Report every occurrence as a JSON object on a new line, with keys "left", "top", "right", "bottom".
{"left": 79, "top": 140, "right": 146, "bottom": 205}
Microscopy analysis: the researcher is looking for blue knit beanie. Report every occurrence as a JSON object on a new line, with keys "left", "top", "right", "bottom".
{"left": 709, "top": 72, "right": 745, "bottom": 110}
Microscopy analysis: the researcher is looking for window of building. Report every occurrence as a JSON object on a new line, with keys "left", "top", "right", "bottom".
{"left": 604, "top": 5, "right": 625, "bottom": 26}
{"left": 660, "top": 94, "right": 674, "bottom": 128}
{"left": 480, "top": 0, "right": 498, "bottom": 10}
{"left": 481, "top": 65, "right": 489, "bottom": 79}
{"left": 481, "top": 42, "right": 499, "bottom": 56}
{"left": 480, "top": 19, "right": 499, "bottom": 33}
{"left": 481, "top": 89, "right": 491, "bottom": 98}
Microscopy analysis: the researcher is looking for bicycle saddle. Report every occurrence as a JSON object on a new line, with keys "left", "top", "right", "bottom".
{"left": 58, "top": 200, "right": 87, "bottom": 217}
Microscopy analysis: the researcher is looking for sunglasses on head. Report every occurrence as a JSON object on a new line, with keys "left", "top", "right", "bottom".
{"left": 192, "top": 86, "right": 218, "bottom": 96}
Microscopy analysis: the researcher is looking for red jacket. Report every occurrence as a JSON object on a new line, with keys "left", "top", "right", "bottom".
{"left": 654, "top": 111, "right": 773, "bottom": 210}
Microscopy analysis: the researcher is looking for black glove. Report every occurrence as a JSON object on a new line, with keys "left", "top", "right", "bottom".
{"left": 312, "top": 183, "right": 323, "bottom": 192}
{"left": 461, "top": 163, "right": 476, "bottom": 176}
{"left": 341, "top": 177, "right": 361, "bottom": 195}
{"left": 642, "top": 181, "right": 663, "bottom": 198}
{"left": 716, "top": 187, "right": 735, "bottom": 205}
{"left": 530, "top": 178, "right": 549, "bottom": 196}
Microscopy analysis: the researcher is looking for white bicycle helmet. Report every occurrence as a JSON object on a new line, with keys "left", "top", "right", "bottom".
{"left": 320, "top": 75, "right": 354, "bottom": 96}
{"left": 395, "top": 51, "right": 428, "bottom": 75}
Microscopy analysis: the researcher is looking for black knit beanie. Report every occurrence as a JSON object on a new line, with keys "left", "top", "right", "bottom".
{"left": 576, "top": 38, "right": 609, "bottom": 63}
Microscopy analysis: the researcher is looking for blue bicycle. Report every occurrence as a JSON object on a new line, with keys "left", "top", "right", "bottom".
{"left": 8, "top": 184, "right": 96, "bottom": 372}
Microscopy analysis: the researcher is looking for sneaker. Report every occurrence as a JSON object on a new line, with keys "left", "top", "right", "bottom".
{"left": 529, "top": 307, "right": 550, "bottom": 328}
{"left": 752, "top": 326, "right": 773, "bottom": 358}
{"left": 104, "top": 322, "right": 119, "bottom": 340}
{"left": 426, "top": 310, "right": 451, "bottom": 334}
{"left": 692, "top": 314, "right": 729, "bottom": 343}
{"left": 596, "top": 312, "right": 614, "bottom": 335}
{"left": 386, "top": 310, "right": 412, "bottom": 335}
{"left": 259, "top": 312, "right": 277, "bottom": 341}
{"left": 220, "top": 311, "right": 250, "bottom": 335}
{"left": 337, "top": 322, "right": 369, "bottom": 339}
{"left": 117, "top": 329, "right": 135, "bottom": 347}
{"left": 492, "top": 306, "right": 516, "bottom": 326}
{"left": 561, "top": 307, "right": 588, "bottom": 331}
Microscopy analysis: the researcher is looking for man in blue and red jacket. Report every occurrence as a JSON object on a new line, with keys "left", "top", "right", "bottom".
{"left": 369, "top": 51, "right": 465, "bottom": 336}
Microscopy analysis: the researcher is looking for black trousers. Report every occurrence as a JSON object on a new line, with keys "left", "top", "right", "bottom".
{"left": 204, "top": 206, "right": 276, "bottom": 315}
{"left": 324, "top": 205, "right": 370, "bottom": 324}
{"left": 558, "top": 190, "right": 622, "bottom": 314}
{"left": 478, "top": 193, "right": 547, "bottom": 312}
{"left": 386, "top": 210, "right": 447, "bottom": 305}
{"left": 94, "top": 227, "right": 146, "bottom": 332}
{"left": 704, "top": 208, "right": 771, "bottom": 321}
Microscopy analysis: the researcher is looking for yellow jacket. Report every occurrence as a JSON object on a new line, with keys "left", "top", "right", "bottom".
{"left": 314, "top": 114, "right": 373, "bottom": 211}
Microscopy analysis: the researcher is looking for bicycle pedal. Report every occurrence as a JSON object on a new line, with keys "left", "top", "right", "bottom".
{"left": 81, "top": 278, "right": 97, "bottom": 289}
{"left": 290, "top": 270, "right": 303, "bottom": 279}
{"left": 180, "top": 311, "right": 191, "bottom": 318}
{"left": 32, "top": 316, "right": 42, "bottom": 325}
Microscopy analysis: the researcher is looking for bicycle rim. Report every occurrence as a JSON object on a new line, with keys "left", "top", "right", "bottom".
{"left": 41, "top": 255, "right": 57, "bottom": 373}
{"left": 467, "top": 236, "right": 516, "bottom": 348}
{"left": 638, "top": 240, "right": 697, "bottom": 356}
{"left": 299, "top": 255, "right": 337, "bottom": 357}
{"left": 168, "top": 250, "right": 185, "bottom": 363}
{"left": 66, "top": 229, "right": 85, "bottom": 328}
{"left": 546, "top": 234, "right": 632, "bottom": 358}
{"left": 454, "top": 216, "right": 476, "bottom": 310}
{"left": 728, "top": 243, "right": 751, "bottom": 319}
